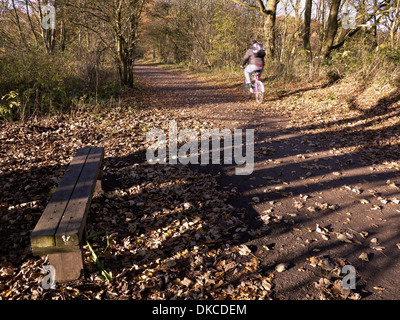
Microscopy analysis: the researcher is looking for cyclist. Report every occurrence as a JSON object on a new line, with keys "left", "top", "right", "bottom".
{"left": 240, "top": 40, "right": 265, "bottom": 88}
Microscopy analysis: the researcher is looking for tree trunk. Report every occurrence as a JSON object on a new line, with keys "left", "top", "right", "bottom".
{"left": 11, "top": 0, "right": 27, "bottom": 48}
{"left": 116, "top": 35, "right": 129, "bottom": 86}
{"left": 229, "top": 0, "right": 278, "bottom": 59}
{"left": 321, "top": 0, "right": 341, "bottom": 59}
{"left": 60, "top": 3, "right": 66, "bottom": 52}
{"left": 303, "top": 0, "right": 312, "bottom": 60}
{"left": 390, "top": 0, "right": 400, "bottom": 48}
{"left": 263, "top": 0, "right": 278, "bottom": 59}
{"left": 25, "top": 0, "right": 39, "bottom": 48}
{"left": 114, "top": 0, "right": 128, "bottom": 86}
{"left": 113, "top": 0, "right": 145, "bottom": 87}
{"left": 38, "top": 0, "right": 57, "bottom": 54}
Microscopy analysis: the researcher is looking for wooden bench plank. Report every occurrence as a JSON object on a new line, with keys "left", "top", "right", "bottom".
{"left": 48, "top": 251, "right": 84, "bottom": 281}
{"left": 30, "top": 147, "right": 91, "bottom": 254}
{"left": 55, "top": 147, "right": 104, "bottom": 250}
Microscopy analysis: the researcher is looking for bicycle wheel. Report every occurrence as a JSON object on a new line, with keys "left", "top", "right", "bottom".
{"left": 254, "top": 80, "right": 264, "bottom": 104}
{"left": 243, "top": 82, "right": 251, "bottom": 99}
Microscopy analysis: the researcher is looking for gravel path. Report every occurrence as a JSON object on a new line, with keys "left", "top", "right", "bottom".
{"left": 1, "top": 62, "right": 399, "bottom": 300}
{"left": 135, "top": 62, "right": 400, "bottom": 300}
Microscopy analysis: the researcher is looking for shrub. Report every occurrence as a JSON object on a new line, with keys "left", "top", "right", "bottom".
{"left": 0, "top": 49, "right": 120, "bottom": 121}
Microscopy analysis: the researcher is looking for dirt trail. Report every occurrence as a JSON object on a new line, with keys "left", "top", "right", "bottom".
{"left": 135, "top": 62, "right": 400, "bottom": 300}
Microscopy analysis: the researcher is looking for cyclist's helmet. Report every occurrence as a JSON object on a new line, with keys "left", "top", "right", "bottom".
{"left": 249, "top": 40, "right": 257, "bottom": 46}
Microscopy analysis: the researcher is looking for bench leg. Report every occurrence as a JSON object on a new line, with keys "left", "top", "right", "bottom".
{"left": 94, "top": 175, "right": 103, "bottom": 197}
{"left": 48, "top": 250, "right": 84, "bottom": 281}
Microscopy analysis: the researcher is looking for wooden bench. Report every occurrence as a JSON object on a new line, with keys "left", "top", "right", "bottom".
{"left": 31, "top": 146, "right": 104, "bottom": 281}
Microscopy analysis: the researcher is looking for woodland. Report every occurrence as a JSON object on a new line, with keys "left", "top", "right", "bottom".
{"left": 1, "top": 0, "right": 400, "bottom": 301}
{"left": 0, "top": 0, "right": 399, "bottom": 119}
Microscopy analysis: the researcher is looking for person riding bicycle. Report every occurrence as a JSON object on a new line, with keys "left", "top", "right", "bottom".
{"left": 240, "top": 40, "right": 265, "bottom": 88}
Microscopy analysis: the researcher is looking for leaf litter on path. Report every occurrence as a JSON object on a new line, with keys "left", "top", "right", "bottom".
{"left": 3, "top": 63, "right": 400, "bottom": 300}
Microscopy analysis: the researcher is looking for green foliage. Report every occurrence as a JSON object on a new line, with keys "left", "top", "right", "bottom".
{"left": 322, "top": 42, "right": 400, "bottom": 87}
{"left": 208, "top": 1, "right": 240, "bottom": 67}
{"left": 140, "top": 0, "right": 263, "bottom": 69}
{"left": 0, "top": 50, "right": 120, "bottom": 121}
{"left": 381, "top": 46, "right": 400, "bottom": 64}
{"left": 0, "top": 91, "right": 20, "bottom": 120}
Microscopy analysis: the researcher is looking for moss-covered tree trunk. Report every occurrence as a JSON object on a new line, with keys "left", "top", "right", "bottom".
{"left": 321, "top": 0, "right": 341, "bottom": 59}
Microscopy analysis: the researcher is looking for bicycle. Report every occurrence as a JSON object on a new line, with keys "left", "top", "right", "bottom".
{"left": 243, "top": 72, "right": 265, "bottom": 104}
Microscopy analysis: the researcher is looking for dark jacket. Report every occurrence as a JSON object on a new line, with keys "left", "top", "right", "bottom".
{"left": 241, "top": 48, "right": 265, "bottom": 67}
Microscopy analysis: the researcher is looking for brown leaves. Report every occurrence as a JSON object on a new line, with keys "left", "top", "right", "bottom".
{"left": 4, "top": 62, "right": 400, "bottom": 301}
{"left": 0, "top": 95, "right": 281, "bottom": 300}
{"left": 308, "top": 256, "right": 360, "bottom": 300}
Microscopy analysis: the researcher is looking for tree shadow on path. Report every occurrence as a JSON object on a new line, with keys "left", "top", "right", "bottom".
{"left": 132, "top": 62, "right": 400, "bottom": 299}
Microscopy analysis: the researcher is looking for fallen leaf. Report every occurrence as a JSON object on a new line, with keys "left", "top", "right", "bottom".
{"left": 238, "top": 244, "right": 251, "bottom": 256}
{"left": 358, "top": 252, "right": 369, "bottom": 261}
{"left": 336, "top": 233, "right": 353, "bottom": 243}
{"left": 373, "top": 286, "right": 385, "bottom": 291}
{"left": 275, "top": 263, "right": 287, "bottom": 272}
